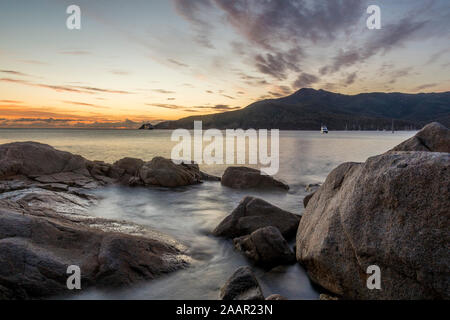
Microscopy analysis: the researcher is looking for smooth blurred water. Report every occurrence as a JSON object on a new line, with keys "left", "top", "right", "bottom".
{"left": 0, "top": 129, "right": 416, "bottom": 299}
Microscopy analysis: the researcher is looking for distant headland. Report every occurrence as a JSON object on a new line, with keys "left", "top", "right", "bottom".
{"left": 154, "top": 88, "right": 450, "bottom": 131}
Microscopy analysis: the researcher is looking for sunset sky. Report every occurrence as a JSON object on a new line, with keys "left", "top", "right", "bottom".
{"left": 1, "top": 0, "right": 449, "bottom": 128}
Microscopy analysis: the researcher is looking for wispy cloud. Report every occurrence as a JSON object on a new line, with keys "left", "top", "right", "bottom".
{"left": 413, "top": 83, "right": 437, "bottom": 91}
{"left": 221, "top": 94, "right": 235, "bottom": 100}
{"left": 148, "top": 102, "right": 240, "bottom": 112}
{"left": 1, "top": 78, "right": 133, "bottom": 95}
{"left": 148, "top": 103, "right": 182, "bottom": 110}
{"left": 255, "top": 49, "right": 302, "bottom": 80}
{"left": 173, "top": 0, "right": 216, "bottom": 48}
{"left": 344, "top": 72, "right": 357, "bottom": 86}
{"left": 320, "top": 18, "right": 428, "bottom": 75}
{"left": 0, "top": 70, "right": 30, "bottom": 77}
{"left": 73, "top": 86, "right": 132, "bottom": 94}
{"left": 0, "top": 100, "right": 23, "bottom": 104}
{"left": 167, "top": 58, "right": 189, "bottom": 67}
{"left": 293, "top": 73, "right": 320, "bottom": 89}
{"left": 62, "top": 101, "right": 110, "bottom": 109}
{"left": 152, "top": 89, "right": 176, "bottom": 94}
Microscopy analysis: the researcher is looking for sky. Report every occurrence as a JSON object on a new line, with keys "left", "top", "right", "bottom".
{"left": 0, "top": 0, "right": 449, "bottom": 128}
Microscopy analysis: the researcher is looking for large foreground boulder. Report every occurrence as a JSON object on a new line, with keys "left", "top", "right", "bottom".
{"left": 234, "top": 226, "right": 295, "bottom": 268}
{"left": 221, "top": 167, "right": 289, "bottom": 190}
{"left": 0, "top": 204, "right": 189, "bottom": 299}
{"left": 219, "top": 266, "right": 264, "bottom": 300}
{"left": 390, "top": 122, "right": 450, "bottom": 152}
{"left": 0, "top": 142, "right": 89, "bottom": 178}
{"left": 296, "top": 151, "right": 449, "bottom": 299}
{"left": 213, "top": 197, "right": 300, "bottom": 239}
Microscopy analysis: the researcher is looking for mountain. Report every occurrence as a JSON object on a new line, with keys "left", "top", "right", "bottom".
{"left": 154, "top": 88, "right": 450, "bottom": 130}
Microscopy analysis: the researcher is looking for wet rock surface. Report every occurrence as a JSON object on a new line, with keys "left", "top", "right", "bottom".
{"left": 213, "top": 196, "right": 300, "bottom": 240}
{"left": 221, "top": 167, "right": 289, "bottom": 190}
{"left": 296, "top": 150, "right": 450, "bottom": 299}
{"left": 134, "top": 158, "right": 203, "bottom": 187}
{"left": 390, "top": 122, "right": 450, "bottom": 153}
{"left": 0, "top": 200, "right": 189, "bottom": 299}
{"left": 234, "top": 226, "right": 295, "bottom": 268}
{"left": 219, "top": 266, "right": 264, "bottom": 300}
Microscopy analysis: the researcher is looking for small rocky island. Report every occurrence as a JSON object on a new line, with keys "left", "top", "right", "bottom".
{"left": 138, "top": 123, "right": 154, "bottom": 130}
{"left": 0, "top": 122, "right": 448, "bottom": 300}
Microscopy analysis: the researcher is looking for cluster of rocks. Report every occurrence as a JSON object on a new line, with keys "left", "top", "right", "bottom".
{"left": 213, "top": 197, "right": 299, "bottom": 269}
{"left": 213, "top": 171, "right": 299, "bottom": 300}
{"left": 297, "top": 122, "right": 450, "bottom": 300}
{"left": 0, "top": 142, "right": 215, "bottom": 299}
{"left": 0, "top": 141, "right": 219, "bottom": 190}
{"left": 218, "top": 122, "right": 449, "bottom": 301}
{"left": 207, "top": 166, "right": 296, "bottom": 300}
{"left": 0, "top": 141, "right": 292, "bottom": 300}
{"left": 1, "top": 121, "right": 448, "bottom": 300}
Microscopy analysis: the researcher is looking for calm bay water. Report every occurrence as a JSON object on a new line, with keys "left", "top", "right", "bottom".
{"left": 0, "top": 129, "right": 415, "bottom": 299}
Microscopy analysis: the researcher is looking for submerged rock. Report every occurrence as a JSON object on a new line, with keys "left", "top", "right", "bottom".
{"left": 234, "top": 226, "right": 295, "bottom": 268}
{"left": 213, "top": 196, "right": 300, "bottom": 240}
{"left": 296, "top": 151, "right": 450, "bottom": 299}
{"left": 220, "top": 266, "right": 264, "bottom": 300}
{"left": 221, "top": 167, "right": 289, "bottom": 190}
{"left": 390, "top": 122, "right": 450, "bottom": 152}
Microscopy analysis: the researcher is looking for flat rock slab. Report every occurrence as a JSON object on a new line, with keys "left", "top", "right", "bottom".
{"left": 0, "top": 205, "right": 189, "bottom": 299}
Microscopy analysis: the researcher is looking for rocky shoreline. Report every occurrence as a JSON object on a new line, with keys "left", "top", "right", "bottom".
{"left": 0, "top": 122, "right": 449, "bottom": 300}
